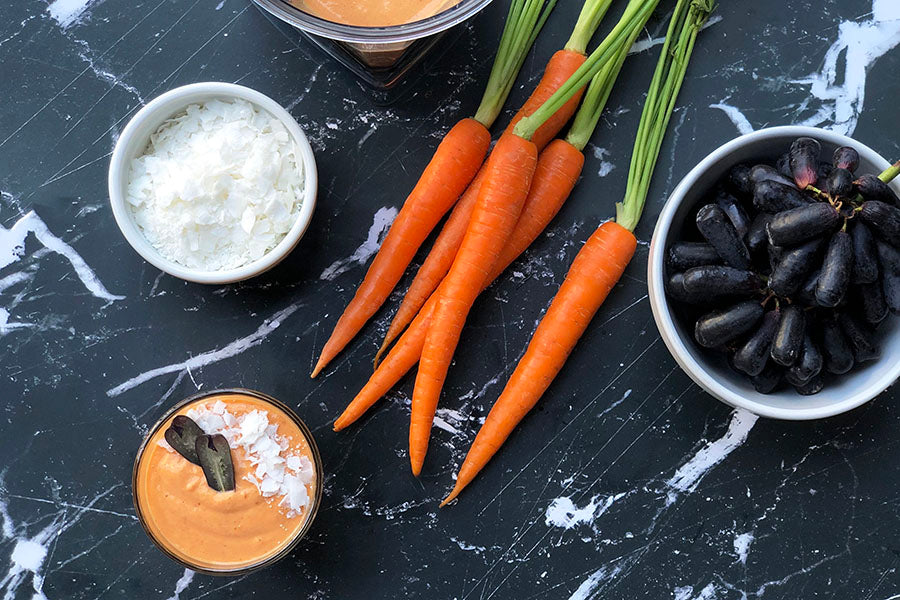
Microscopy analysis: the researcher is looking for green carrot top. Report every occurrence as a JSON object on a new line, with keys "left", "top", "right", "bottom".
{"left": 616, "top": 0, "right": 715, "bottom": 232}
{"left": 513, "top": 0, "right": 661, "bottom": 142}
{"left": 473, "top": 0, "right": 558, "bottom": 128}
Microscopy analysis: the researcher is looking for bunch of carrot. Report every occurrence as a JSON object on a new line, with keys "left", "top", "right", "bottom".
{"left": 330, "top": 0, "right": 660, "bottom": 453}
{"left": 445, "top": 0, "right": 717, "bottom": 504}
{"left": 319, "top": 0, "right": 716, "bottom": 504}
{"left": 311, "top": 0, "right": 560, "bottom": 378}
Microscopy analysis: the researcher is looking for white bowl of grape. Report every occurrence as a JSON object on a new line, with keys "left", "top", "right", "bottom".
{"left": 649, "top": 126, "right": 900, "bottom": 420}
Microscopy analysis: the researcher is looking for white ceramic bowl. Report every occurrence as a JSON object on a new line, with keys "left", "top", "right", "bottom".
{"left": 108, "top": 82, "right": 317, "bottom": 284}
{"left": 648, "top": 126, "right": 900, "bottom": 420}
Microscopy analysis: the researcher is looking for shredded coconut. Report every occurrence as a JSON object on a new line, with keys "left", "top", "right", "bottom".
{"left": 168, "top": 400, "right": 316, "bottom": 517}
{"left": 126, "top": 99, "right": 304, "bottom": 271}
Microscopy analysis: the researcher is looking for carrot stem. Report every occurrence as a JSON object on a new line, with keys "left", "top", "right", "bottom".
{"left": 474, "top": 0, "right": 558, "bottom": 128}
{"left": 616, "top": 0, "right": 714, "bottom": 231}
{"left": 513, "top": 0, "right": 660, "bottom": 141}
{"left": 565, "top": 0, "right": 614, "bottom": 54}
{"left": 564, "top": 16, "right": 640, "bottom": 152}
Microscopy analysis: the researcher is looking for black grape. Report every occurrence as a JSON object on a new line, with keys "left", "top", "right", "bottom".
{"left": 793, "top": 374, "right": 825, "bottom": 396}
{"left": 667, "top": 242, "right": 723, "bottom": 271}
{"left": 787, "top": 334, "right": 823, "bottom": 384}
{"left": 856, "top": 174, "right": 899, "bottom": 206}
{"left": 746, "top": 213, "right": 774, "bottom": 255}
{"left": 733, "top": 309, "right": 780, "bottom": 376}
{"left": 825, "top": 168, "right": 854, "bottom": 198}
{"left": 766, "top": 202, "right": 841, "bottom": 247}
{"left": 850, "top": 222, "right": 878, "bottom": 284}
{"left": 795, "top": 268, "right": 821, "bottom": 306}
{"left": 753, "top": 180, "right": 811, "bottom": 213}
{"left": 769, "top": 237, "right": 826, "bottom": 297}
{"left": 716, "top": 190, "right": 751, "bottom": 238}
{"left": 682, "top": 266, "right": 762, "bottom": 299}
{"left": 750, "top": 164, "right": 796, "bottom": 190}
{"left": 771, "top": 305, "right": 806, "bottom": 366}
{"left": 832, "top": 146, "right": 859, "bottom": 172}
{"left": 877, "top": 240, "right": 900, "bottom": 314}
{"left": 776, "top": 153, "right": 792, "bottom": 178}
{"left": 839, "top": 312, "right": 880, "bottom": 363}
{"left": 696, "top": 204, "right": 751, "bottom": 269}
{"left": 856, "top": 282, "right": 889, "bottom": 325}
{"left": 789, "top": 137, "right": 821, "bottom": 188}
{"left": 859, "top": 201, "right": 900, "bottom": 246}
{"left": 816, "top": 231, "right": 853, "bottom": 307}
{"left": 695, "top": 301, "right": 764, "bottom": 348}
{"left": 750, "top": 363, "right": 783, "bottom": 394}
{"left": 727, "top": 163, "right": 753, "bottom": 197}
{"left": 820, "top": 314, "right": 854, "bottom": 375}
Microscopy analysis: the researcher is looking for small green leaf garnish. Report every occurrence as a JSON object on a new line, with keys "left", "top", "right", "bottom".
{"left": 164, "top": 415, "right": 203, "bottom": 465}
{"left": 195, "top": 434, "right": 235, "bottom": 492}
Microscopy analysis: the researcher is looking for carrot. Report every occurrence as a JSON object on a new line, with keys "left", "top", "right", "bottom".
{"left": 374, "top": 0, "right": 621, "bottom": 366}
{"left": 375, "top": 168, "right": 487, "bottom": 368}
{"left": 443, "top": 222, "right": 635, "bottom": 504}
{"left": 410, "top": 133, "right": 538, "bottom": 475}
{"left": 410, "top": 0, "right": 664, "bottom": 475}
{"left": 505, "top": 50, "right": 587, "bottom": 150}
{"left": 336, "top": 0, "right": 651, "bottom": 433}
{"left": 335, "top": 140, "right": 584, "bottom": 432}
{"left": 442, "top": 0, "right": 715, "bottom": 505}
{"left": 311, "top": 0, "right": 557, "bottom": 378}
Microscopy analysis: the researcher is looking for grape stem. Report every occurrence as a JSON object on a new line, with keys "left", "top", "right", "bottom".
{"left": 878, "top": 159, "right": 900, "bottom": 184}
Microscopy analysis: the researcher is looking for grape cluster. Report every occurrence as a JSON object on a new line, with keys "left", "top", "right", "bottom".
{"left": 666, "top": 137, "right": 900, "bottom": 395}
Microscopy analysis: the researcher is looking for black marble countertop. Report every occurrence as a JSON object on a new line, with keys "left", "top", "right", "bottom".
{"left": 3, "top": 0, "right": 900, "bottom": 598}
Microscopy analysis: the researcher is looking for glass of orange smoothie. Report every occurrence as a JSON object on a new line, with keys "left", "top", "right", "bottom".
{"left": 133, "top": 389, "right": 322, "bottom": 574}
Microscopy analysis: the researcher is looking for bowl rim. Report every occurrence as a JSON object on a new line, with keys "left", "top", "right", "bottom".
{"left": 648, "top": 125, "right": 899, "bottom": 420}
{"left": 251, "top": 0, "right": 495, "bottom": 44}
{"left": 108, "top": 82, "right": 318, "bottom": 285}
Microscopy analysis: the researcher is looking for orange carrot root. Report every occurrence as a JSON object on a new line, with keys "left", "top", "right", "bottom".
{"left": 312, "top": 118, "right": 490, "bottom": 378}
{"left": 442, "top": 221, "right": 636, "bottom": 505}
{"left": 410, "top": 133, "right": 538, "bottom": 476}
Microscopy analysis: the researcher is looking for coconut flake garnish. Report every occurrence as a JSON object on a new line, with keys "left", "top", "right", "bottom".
{"left": 180, "top": 401, "right": 315, "bottom": 516}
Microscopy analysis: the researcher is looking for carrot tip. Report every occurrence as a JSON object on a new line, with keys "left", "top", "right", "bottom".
{"left": 410, "top": 458, "right": 423, "bottom": 477}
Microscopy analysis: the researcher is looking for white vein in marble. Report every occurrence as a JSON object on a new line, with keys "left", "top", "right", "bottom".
{"left": 666, "top": 409, "right": 758, "bottom": 504}
{"left": 790, "top": 0, "right": 900, "bottom": 136}
{"left": 320, "top": 206, "right": 398, "bottom": 281}
{"left": 106, "top": 303, "right": 301, "bottom": 396}
{"left": 46, "top": 0, "right": 99, "bottom": 29}
{"left": 0, "top": 210, "right": 124, "bottom": 305}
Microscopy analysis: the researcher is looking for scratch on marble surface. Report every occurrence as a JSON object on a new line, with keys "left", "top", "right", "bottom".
{"left": 320, "top": 206, "right": 398, "bottom": 281}
{"left": 106, "top": 303, "right": 302, "bottom": 397}
{"left": 629, "top": 14, "right": 723, "bottom": 55}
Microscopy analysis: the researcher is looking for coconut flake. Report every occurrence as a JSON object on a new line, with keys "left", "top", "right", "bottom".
{"left": 184, "top": 402, "right": 314, "bottom": 516}
{"left": 126, "top": 99, "right": 304, "bottom": 271}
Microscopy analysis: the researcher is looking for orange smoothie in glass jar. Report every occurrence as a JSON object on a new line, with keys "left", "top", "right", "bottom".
{"left": 133, "top": 390, "right": 321, "bottom": 573}
{"left": 292, "top": 0, "right": 458, "bottom": 27}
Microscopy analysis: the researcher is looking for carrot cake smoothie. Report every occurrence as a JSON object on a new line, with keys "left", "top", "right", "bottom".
{"left": 134, "top": 391, "right": 320, "bottom": 572}
{"left": 292, "top": 0, "right": 458, "bottom": 27}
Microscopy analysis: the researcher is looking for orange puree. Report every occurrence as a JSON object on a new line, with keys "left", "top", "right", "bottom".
{"left": 135, "top": 394, "right": 318, "bottom": 571}
{"left": 293, "top": 0, "right": 458, "bottom": 27}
